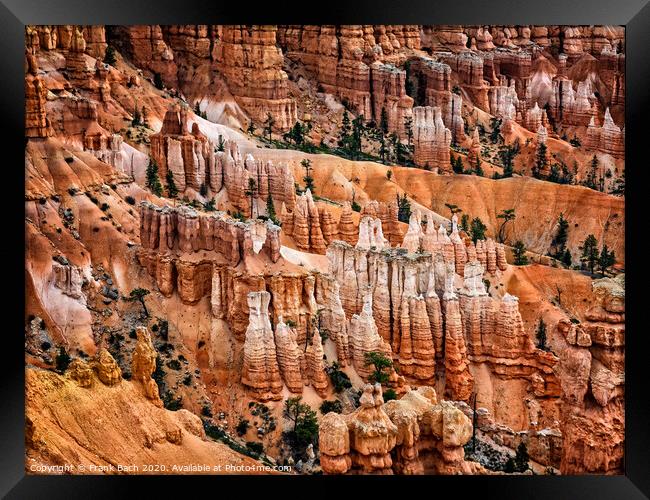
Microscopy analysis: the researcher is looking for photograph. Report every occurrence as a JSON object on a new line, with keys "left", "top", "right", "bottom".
{"left": 24, "top": 23, "right": 625, "bottom": 476}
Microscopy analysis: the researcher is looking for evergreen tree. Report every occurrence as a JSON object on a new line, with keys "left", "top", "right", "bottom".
{"left": 123, "top": 288, "right": 151, "bottom": 317}
{"left": 397, "top": 193, "right": 411, "bottom": 223}
{"left": 266, "top": 192, "right": 277, "bottom": 223}
{"left": 301, "top": 158, "right": 315, "bottom": 192}
{"left": 580, "top": 234, "right": 599, "bottom": 274}
{"left": 391, "top": 133, "right": 409, "bottom": 164}
{"left": 199, "top": 183, "right": 208, "bottom": 197}
{"left": 153, "top": 72, "right": 164, "bottom": 90}
{"left": 513, "top": 442, "right": 530, "bottom": 472}
{"left": 610, "top": 172, "right": 625, "bottom": 195}
{"left": 55, "top": 347, "right": 72, "bottom": 373}
{"left": 364, "top": 351, "right": 393, "bottom": 385}
{"left": 496, "top": 208, "right": 516, "bottom": 243}
{"left": 499, "top": 144, "right": 517, "bottom": 178}
{"left": 445, "top": 203, "right": 462, "bottom": 217}
{"left": 131, "top": 102, "right": 141, "bottom": 127}
{"left": 598, "top": 245, "right": 616, "bottom": 277}
{"left": 145, "top": 159, "right": 163, "bottom": 196}
{"left": 350, "top": 115, "right": 365, "bottom": 159}
{"left": 489, "top": 117, "right": 502, "bottom": 144}
{"left": 562, "top": 249, "right": 573, "bottom": 267}
{"left": 404, "top": 116, "right": 414, "bottom": 147}
{"left": 283, "top": 397, "right": 319, "bottom": 448}
{"left": 338, "top": 110, "right": 352, "bottom": 151}
{"left": 469, "top": 217, "right": 487, "bottom": 244}
{"left": 247, "top": 121, "right": 256, "bottom": 135}
{"left": 378, "top": 133, "right": 389, "bottom": 163}
{"left": 165, "top": 170, "right": 178, "bottom": 198}
{"left": 453, "top": 155, "right": 464, "bottom": 174}
{"left": 532, "top": 143, "right": 547, "bottom": 179}
{"left": 474, "top": 156, "right": 484, "bottom": 177}
{"left": 380, "top": 107, "right": 389, "bottom": 135}
{"left": 550, "top": 213, "right": 569, "bottom": 259}
{"left": 460, "top": 214, "right": 470, "bottom": 233}
{"left": 513, "top": 240, "right": 529, "bottom": 265}
{"left": 245, "top": 178, "right": 257, "bottom": 218}
{"left": 263, "top": 113, "right": 275, "bottom": 142}
{"left": 536, "top": 319, "right": 547, "bottom": 350}
{"left": 560, "top": 162, "right": 574, "bottom": 184}
{"left": 103, "top": 45, "right": 117, "bottom": 66}
{"left": 584, "top": 155, "right": 599, "bottom": 190}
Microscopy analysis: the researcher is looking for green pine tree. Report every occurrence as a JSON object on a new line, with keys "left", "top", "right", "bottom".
{"left": 536, "top": 319, "right": 547, "bottom": 350}
{"left": 103, "top": 45, "right": 117, "bottom": 66}
{"left": 469, "top": 217, "right": 487, "bottom": 244}
{"left": 145, "top": 159, "right": 163, "bottom": 196}
{"left": 513, "top": 240, "right": 529, "bottom": 265}
{"left": 165, "top": 170, "right": 178, "bottom": 198}
{"left": 580, "top": 234, "right": 599, "bottom": 274}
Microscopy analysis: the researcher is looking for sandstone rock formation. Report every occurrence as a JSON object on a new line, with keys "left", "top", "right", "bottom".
{"left": 305, "top": 329, "right": 329, "bottom": 397}
{"left": 442, "top": 292, "right": 474, "bottom": 402}
{"left": 139, "top": 202, "right": 281, "bottom": 272}
{"left": 215, "top": 26, "right": 297, "bottom": 131}
{"left": 558, "top": 275, "right": 624, "bottom": 474}
{"left": 320, "top": 384, "right": 397, "bottom": 474}
{"left": 273, "top": 317, "right": 304, "bottom": 394}
{"left": 241, "top": 291, "right": 283, "bottom": 401}
{"left": 93, "top": 349, "right": 122, "bottom": 386}
{"left": 585, "top": 108, "right": 624, "bottom": 159}
{"left": 412, "top": 106, "right": 452, "bottom": 173}
{"left": 282, "top": 189, "right": 327, "bottom": 254}
{"left": 25, "top": 32, "right": 51, "bottom": 138}
{"left": 131, "top": 326, "right": 162, "bottom": 403}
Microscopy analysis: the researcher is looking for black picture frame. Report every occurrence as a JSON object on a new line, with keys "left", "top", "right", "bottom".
{"left": 2, "top": 0, "right": 648, "bottom": 497}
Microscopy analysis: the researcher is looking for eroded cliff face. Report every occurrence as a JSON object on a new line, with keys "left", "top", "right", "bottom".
{"left": 25, "top": 23, "right": 625, "bottom": 476}
{"left": 557, "top": 275, "right": 625, "bottom": 474}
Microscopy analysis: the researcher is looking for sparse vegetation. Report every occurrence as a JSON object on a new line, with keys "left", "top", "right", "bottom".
{"left": 320, "top": 400, "right": 343, "bottom": 414}
{"left": 325, "top": 362, "right": 352, "bottom": 393}
{"left": 283, "top": 397, "right": 319, "bottom": 454}
{"left": 55, "top": 347, "right": 71, "bottom": 373}
{"left": 513, "top": 241, "right": 529, "bottom": 265}
{"left": 122, "top": 288, "right": 151, "bottom": 317}
{"left": 145, "top": 159, "right": 163, "bottom": 196}
{"left": 469, "top": 217, "right": 488, "bottom": 244}
{"left": 364, "top": 351, "right": 393, "bottom": 385}
{"left": 536, "top": 319, "right": 548, "bottom": 350}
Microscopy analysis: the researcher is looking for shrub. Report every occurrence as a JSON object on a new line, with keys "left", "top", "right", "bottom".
{"left": 513, "top": 241, "right": 529, "bottom": 265}
{"left": 41, "top": 341, "right": 51, "bottom": 351}
{"left": 153, "top": 72, "right": 164, "bottom": 90}
{"left": 182, "top": 374, "right": 192, "bottom": 386}
{"left": 283, "top": 397, "right": 319, "bottom": 450}
{"left": 166, "top": 359, "right": 182, "bottom": 371}
{"left": 55, "top": 347, "right": 71, "bottom": 373}
{"left": 104, "top": 45, "right": 117, "bottom": 66}
{"left": 320, "top": 400, "right": 343, "bottom": 414}
{"left": 201, "top": 405, "right": 213, "bottom": 418}
{"left": 326, "top": 362, "right": 352, "bottom": 393}
{"left": 162, "top": 391, "right": 182, "bottom": 411}
{"left": 364, "top": 351, "right": 393, "bottom": 385}
{"left": 236, "top": 418, "right": 250, "bottom": 436}
{"left": 383, "top": 388, "right": 398, "bottom": 401}
{"left": 246, "top": 441, "right": 264, "bottom": 455}
{"left": 125, "top": 196, "right": 136, "bottom": 205}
